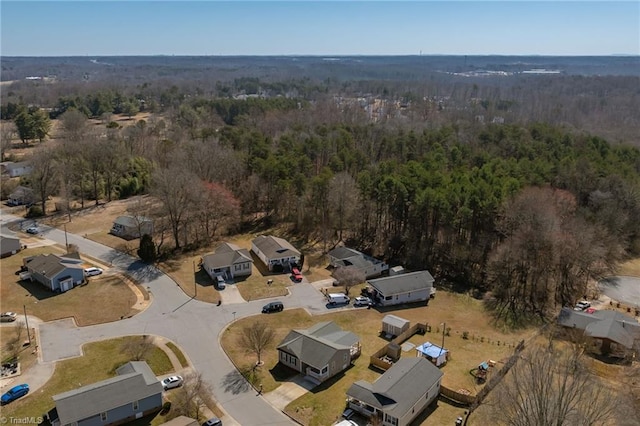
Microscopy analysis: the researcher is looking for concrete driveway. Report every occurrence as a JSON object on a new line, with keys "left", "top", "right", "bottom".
{"left": 1, "top": 212, "right": 334, "bottom": 426}
{"left": 263, "top": 375, "right": 317, "bottom": 410}
{"left": 598, "top": 276, "right": 640, "bottom": 307}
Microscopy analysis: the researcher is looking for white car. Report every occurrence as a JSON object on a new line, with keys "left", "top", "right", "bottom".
{"left": 0, "top": 312, "right": 17, "bottom": 322}
{"left": 84, "top": 267, "right": 104, "bottom": 277}
{"left": 353, "top": 296, "right": 373, "bottom": 307}
{"left": 162, "top": 375, "right": 183, "bottom": 390}
{"left": 574, "top": 300, "right": 591, "bottom": 311}
{"left": 26, "top": 226, "right": 40, "bottom": 235}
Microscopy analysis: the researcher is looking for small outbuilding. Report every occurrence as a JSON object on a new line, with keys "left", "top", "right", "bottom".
{"left": 0, "top": 234, "right": 22, "bottom": 258}
{"left": 416, "top": 342, "right": 449, "bottom": 367}
{"left": 382, "top": 315, "right": 410, "bottom": 338}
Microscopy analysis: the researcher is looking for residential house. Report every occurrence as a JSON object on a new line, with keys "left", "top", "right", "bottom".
{"left": 0, "top": 234, "right": 22, "bottom": 258}
{"left": 277, "top": 321, "right": 360, "bottom": 384}
{"left": 46, "top": 361, "right": 163, "bottom": 426}
{"left": 202, "top": 242, "right": 253, "bottom": 280}
{"left": 557, "top": 307, "right": 640, "bottom": 354}
{"left": 110, "top": 216, "right": 154, "bottom": 240}
{"left": 367, "top": 271, "right": 435, "bottom": 307}
{"left": 24, "top": 253, "right": 85, "bottom": 292}
{"left": 328, "top": 246, "right": 389, "bottom": 278}
{"left": 7, "top": 186, "right": 34, "bottom": 206}
{"left": 3, "top": 161, "right": 33, "bottom": 178}
{"left": 251, "top": 235, "right": 300, "bottom": 272}
{"left": 346, "top": 357, "right": 444, "bottom": 426}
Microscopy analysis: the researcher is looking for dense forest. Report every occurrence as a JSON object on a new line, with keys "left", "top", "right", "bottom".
{"left": 2, "top": 56, "right": 639, "bottom": 323}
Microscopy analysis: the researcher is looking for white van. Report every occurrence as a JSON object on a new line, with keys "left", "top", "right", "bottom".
{"left": 328, "top": 293, "right": 350, "bottom": 305}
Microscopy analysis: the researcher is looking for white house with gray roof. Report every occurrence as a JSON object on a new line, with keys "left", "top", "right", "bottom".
{"left": 110, "top": 215, "right": 153, "bottom": 240}
{"left": 367, "top": 271, "right": 435, "bottom": 307}
{"left": 251, "top": 235, "right": 300, "bottom": 272}
{"left": 0, "top": 234, "right": 22, "bottom": 258}
{"left": 277, "top": 321, "right": 360, "bottom": 384}
{"left": 202, "top": 242, "right": 253, "bottom": 280}
{"left": 328, "top": 246, "right": 389, "bottom": 278}
{"left": 46, "top": 361, "right": 163, "bottom": 426}
{"left": 23, "top": 253, "right": 85, "bottom": 292}
{"left": 346, "top": 357, "right": 443, "bottom": 426}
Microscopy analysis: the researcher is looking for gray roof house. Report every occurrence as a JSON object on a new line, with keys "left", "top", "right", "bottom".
{"left": 7, "top": 185, "right": 34, "bottom": 206}
{"left": 47, "top": 361, "right": 163, "bottom": 426}
{"left": 24, "top": 253, "right": 85, "bottom": 292}
{"left": 0, "top": 234, "right": 22, "bottom": 258}
{"left": 367, "top": 271, "right": 435, "bottom": 307}
{"left": 277, "top": 321, "right": 360, "bottom": 384}
{"left": 346, "top": 357, "right": 444, "bottom": 426}
{"left": 328, "top": 246, "right": 389, "bottom": 278}
{"left": 251, "top": 235, "right": 301, "bottom": 272}
{"left": 4, "top": 161, "right": 33, "bottom": 178}
{"left": 557, "top": 307, "right": 640, "bottom": 352}
{"left": 202, "top": 242, "right": 253, "bottom": 280}
{"left": 110, "top": 215, "right": 153, "bottom": 240}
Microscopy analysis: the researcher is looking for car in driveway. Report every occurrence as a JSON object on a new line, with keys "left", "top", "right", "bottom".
{"left": 353, "top": 296, "right": 373, "bottom": 307}
{"left": 84, "top": 267, "right": 104, "bottom": 276}
{"left": 161, "top": 375, "right": 183, "bottom": 390}
{"left": 574, "top": 300, "right": 591, "bottom": 311}
{"left": 0, "top": 312, "right": 17, "bottom": 322}
{"left": 216, "top": 275, "right": 226, "bottom": 290}
{"left": 1, "top": 384, "right": 29, "bottom": 404}
{"left": 25, "top": 226, "right": 40, "bottom": 234}
{"left": 202, "top": 417, "right": 222, "bottom": 426}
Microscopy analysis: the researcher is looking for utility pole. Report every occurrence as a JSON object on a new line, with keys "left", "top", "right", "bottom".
{"left": 64, "top": 223, "right": 69, "bottom": 251}
{"left": 439, "top": 322, "right": 446, "bottom": 357}
{"left": 193, "top": 260, "right": 197, "bottom": 298}
{"left": 23, "top": 305, "right": 32, "bottom": 346}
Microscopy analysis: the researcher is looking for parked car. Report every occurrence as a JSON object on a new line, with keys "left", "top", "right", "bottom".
{"left": 328, "top": 293, "right": 350, "bottom": 305}
{"left": 291, "top": 272, "right": 303, "bottom": 282}
{"left": 25, "top": 226, "right": 40, "bottom": 235}
{"left": 84, "top": 267, "right": 103, "bottom": 276}
{"left": 262, "top": 301, "right": 284, "bottom": 313}
{"left": 353, "top": 296, "right": 373, "bottom": 307}
{"left": 216, "top": 275, "right": 226, "bottom": 290}
{"left": 1, "top": 384, "right": 29, "bottom": 405}
{"left": 0, "top": 312, "right": 17, "bottom": 322}
{"left": 161, "top": 375, "right": 183, "bottom": 390}
{"left": 202, "top": 417, "right": 222, "bottom": 426}
{"left": 574, "top": 300, "right": 591, "bottom": 311}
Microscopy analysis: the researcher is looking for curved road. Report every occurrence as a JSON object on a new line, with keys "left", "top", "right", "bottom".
{"left": 2, "top": 214, "right": 331, "bottom": 426}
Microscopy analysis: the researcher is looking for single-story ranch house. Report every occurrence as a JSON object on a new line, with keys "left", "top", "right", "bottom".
{"left": 557, "top": 307, "right": 640, "bottom": 354}
{"left": 0, "top": 234, "right": 22, "bottom": 258}
{"left": 367, "top": 271, "right": 435, "bottom": 307}
{"left": 7, "top": 185, "right": 34, "bottom": 206}
{"left": 23, "top": 253, "right": 85, "bottom": 292}
{"left": 346, "top": 357, "right": 443, "bottom": 426}
{"left": 327, "top": 246, "right": 389, "bottom": 278}
{"left": 110, "top": 215, "right": 154, "bottom": 239}
{"left": 277, "top": 321, "right": 361, "bottom": 384}
{"left": 46, "top": 361, "right": 163, "bottom": 426}
{"left": 251, "top": 235, "right": 301, "bottom": 272}
{"left": 3, "top": 161, "right": 33, "bottom": 178}
{"left": 202, "top": 242, "right": 253, "bottom": 280}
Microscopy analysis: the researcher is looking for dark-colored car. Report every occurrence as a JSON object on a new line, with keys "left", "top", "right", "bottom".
{"left": 262, "top": 301, "right": 284, "bottom": 313}
{"left": 1, "top": 384, "right": 29, "bottom": 405}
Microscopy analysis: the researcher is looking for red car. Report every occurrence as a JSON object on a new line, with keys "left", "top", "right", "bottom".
{"left": 292, "top": 268, "right": 301, "bottom": 275}
{"left": 291, "top": 268, "right": 303, "bottom": 282}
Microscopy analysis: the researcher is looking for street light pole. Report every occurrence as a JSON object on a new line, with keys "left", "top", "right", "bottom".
{"left": 64, "top": 223, "right": 69, "bottom": 251}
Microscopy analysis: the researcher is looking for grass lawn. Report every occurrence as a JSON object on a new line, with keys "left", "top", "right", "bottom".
{"left": 0, "top": 323, "right": 38, "bottom": 370}
{"left": 0, "top": 337, "right": 173, "bottom": 421}
{"left": 616, "top": 258, "right": 640, "bottom": 277}
{"left": 0, "top": 247, "right": 137, "bottom": 326}
{"left": 165, "top": 341, "right": 189, "bottom": 368}
{"left": 220, "top": 291, "right": 535, "bottom": 426}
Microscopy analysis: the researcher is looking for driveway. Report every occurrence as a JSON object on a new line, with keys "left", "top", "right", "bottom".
{"left": 1, "top": 213, "right": 333, "bottom": 426}
{"left": 598, "top": 276, "right": 640, "bottom": 307}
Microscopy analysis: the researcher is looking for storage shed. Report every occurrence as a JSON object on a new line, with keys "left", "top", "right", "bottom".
{"left": 382, "top": 315, "right": 410, "bottom": 337}
{"left": 416, "top": 342, "right": 449, "bottom": 367}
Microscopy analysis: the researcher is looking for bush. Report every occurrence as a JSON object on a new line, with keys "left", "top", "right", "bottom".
{"left": 26, "top": 205, "right": 43, "bottom": 218}
{"left": 106, "top": 121, "right": 120, "bottom": 129}
{"left": 462, "top": 331, "right": 469, "bottom": 340}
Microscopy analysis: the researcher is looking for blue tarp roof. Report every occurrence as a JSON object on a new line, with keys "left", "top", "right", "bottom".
{"left": 416, "top": 342, "right": 448, "bottom": 358}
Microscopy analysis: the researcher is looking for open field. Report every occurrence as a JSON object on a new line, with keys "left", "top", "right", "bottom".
{"left": 616, "top": 258, "right": 640, "bottom": 277}
{"left": 0, "top": 247, "right": 137, "bottom": 326}
{"left": 0, "top": 337, "right": 173, "bottom": 422}
{"left": 220, "top": 291, "right": 534, "bottom": 426}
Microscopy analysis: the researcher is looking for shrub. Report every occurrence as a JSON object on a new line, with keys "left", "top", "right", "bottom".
{"left": 462, "top": 331, "right": 469, "bottom": 340}
{"left": 106, "top": 121, "right": 120, "bottom": 129}
{"left": 26, "top": 205, "right": 43, "bottom": 218}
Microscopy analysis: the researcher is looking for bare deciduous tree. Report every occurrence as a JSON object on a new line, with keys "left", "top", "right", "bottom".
{"left": 168, "top": 372, "right": 212, "bottom": 421}
{"left": 490, "top": 343, "right": 618, "bottom": 426}
{"left": 1, "top": 122, "right": 16, "bottom": 161}
{"left": 29, "top": 145, "right": 59, "bottom": 214}
{"left": 121, "top": 335, "right": 154, "bottom": 361}
{"left": 332, "top": 265, "right": 366, "bottom": 296}
{"left": 239, "top": 321, "right": 275, "bottom": 367}
{"left": 3, "top": 322, "right": 26, "bottom": 360}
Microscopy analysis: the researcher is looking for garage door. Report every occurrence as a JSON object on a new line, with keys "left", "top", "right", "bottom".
{"left": 60, "top": 279, "right": 73, "bottom": 292}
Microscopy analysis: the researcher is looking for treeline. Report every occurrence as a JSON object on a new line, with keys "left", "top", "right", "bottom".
{"left": 3, "top": 90, "right": 640, "bottom": 323}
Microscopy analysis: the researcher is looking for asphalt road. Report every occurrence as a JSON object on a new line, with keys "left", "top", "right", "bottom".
{"left": 1, "top": 213, "right": 342, "bottom": 426}
{"left": 598, "top": 276, "right": 640, "bottom": 308}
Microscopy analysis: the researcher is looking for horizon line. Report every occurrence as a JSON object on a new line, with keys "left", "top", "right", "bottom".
{"left": 2, "top": 54, "right": 639, "bottom": 58}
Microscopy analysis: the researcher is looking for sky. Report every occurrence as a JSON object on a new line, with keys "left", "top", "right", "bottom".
{"left": 1, "top": 1, "right": 638, "bottom": 56}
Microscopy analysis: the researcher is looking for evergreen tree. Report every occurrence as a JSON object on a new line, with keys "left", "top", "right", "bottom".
{"left": 137, "top": 234, "right": 157, "bottom": 263}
